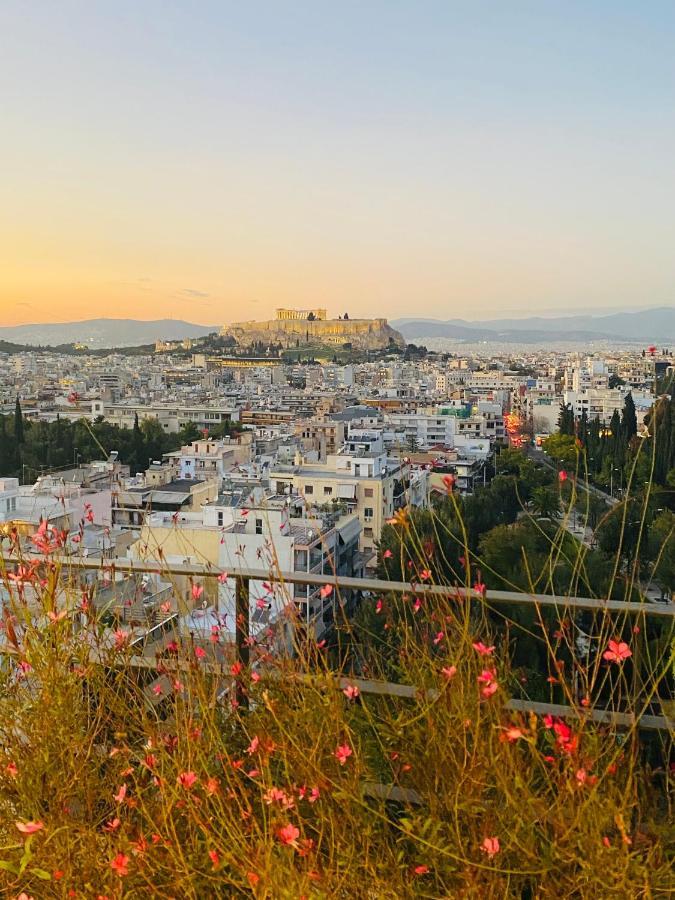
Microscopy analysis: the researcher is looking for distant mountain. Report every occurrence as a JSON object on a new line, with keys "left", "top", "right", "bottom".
{"left": 0, "top": 318, "right": 218, "bottom": 349}
{"left": 391, "top": 307, "right": 675, "bottom": 344}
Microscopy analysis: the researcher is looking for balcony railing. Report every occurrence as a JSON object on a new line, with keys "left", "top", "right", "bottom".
{"left": 2, "top": 553, "right": 673, "bottom": 732}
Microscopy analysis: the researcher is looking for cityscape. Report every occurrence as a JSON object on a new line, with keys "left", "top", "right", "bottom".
{"left": 1, "top": 2, "right": 675, "bottom": 897}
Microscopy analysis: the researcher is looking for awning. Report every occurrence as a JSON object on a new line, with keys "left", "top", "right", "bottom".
{"left": 337, "top": 516, "right": 361, "bottom": 545}
{"left": 337, "top": 483, "right": 356, "bottom": 500}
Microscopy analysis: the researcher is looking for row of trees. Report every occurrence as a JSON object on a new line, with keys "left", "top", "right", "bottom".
{"left": 550, "top": 392, "right": 675, "bottom": 493}
{"left": 1, "top": 401, "right": 241, "bottom": 480}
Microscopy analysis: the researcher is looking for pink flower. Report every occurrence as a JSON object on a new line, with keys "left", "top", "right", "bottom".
{"left": 320, "top": 584, "right": 333, "bottom": 599}
{"left": 500, "top": 726, "right": 524, "bottom": 743}
{"left": 382, "top": 549, "right": 393, "bottom": 559}
{"left": 419, "top": 569, "right": 431, "bottom": 582}
{"left": 217, "top": 572, "right": 229, "bottom": 583}
{"left": 375, "top": 599, "right": 383, "bottom": 614}
{"left": 113, "top": 629, "right": 129, "bottom": 650}
{"left": 276, "top": 823, "right": 300, "bottom": 846}
{"left": 191, "top": 584, "right": 204, "bottom": 601}
{"left": 442, "top": 665, "right": 457, "bottom": 680}
{"left": 414, "top": 864, "right": 430, "bottom": 875}
{"left": 433, "top": 631, "right": 444, "bottom": 645}
{"left": 151, "top": 683, "right": 163, "bottom": 696}
{"left": 442, "top": 473, "right": 455, "bottom": 492}
{"left": 472, "top": 641, "right": 495, "bottom": 656}
{"left": 15, "top": 820, "right": 44, "bottom": 834}
{"left": 194, "top": 646, "right": 206, "bottom": 660}
{"left": 343, "top": 684, "right": 360, "bottom": 701}
{"left": 603, "top": 639, "right": 632, "bottom": 663}
{"left": 208, "top": 849, "right": 220, "bottom": 868}
{"left": 558, "top": 470, "right": 568, "bottom": 483}
{"left": 481, "top": 836, "right": 500, "bottom": 858}
{"left": 113, "top": 784, "right": 127, "bottom": 804}
{"left": 160, "top": 600, "right": 172, "bottom": 614}
{"left": 335, "top": 743, "right": 353, "bottom": 766}
{"left": 575, "top": 768, "right": 587, "bottom": 784}
{"left": 473, "top": 581, "right": 487, "bottom": 596}
{"left": 110, "top": 852, "right": 130, "bottom": 876}
{"left": 477, "top": 670, "right": 498, "bottom": 698}
{"left": 246, "top": 735, "right": 260, "bottom": 755}
{"left": 177, "top": 771, "right": 198, "bottom": 789}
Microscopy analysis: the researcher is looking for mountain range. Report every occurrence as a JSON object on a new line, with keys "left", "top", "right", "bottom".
{"left": 391, "top": 307, "right": 675, "bottom": 344}
{"left": 0, "top": 308, "right": 673, "bottom": 350}
{"left": 0, "top": 318, "right": 218, "bottom": 348}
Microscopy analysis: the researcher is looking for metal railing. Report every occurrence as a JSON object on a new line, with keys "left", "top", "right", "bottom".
{"left": 2, "top": 553, "right": 674, "bottom": 733}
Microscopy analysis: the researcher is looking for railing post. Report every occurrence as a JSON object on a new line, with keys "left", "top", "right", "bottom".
{"left": 235, "top": 575, "right": 250, "bottom": 708}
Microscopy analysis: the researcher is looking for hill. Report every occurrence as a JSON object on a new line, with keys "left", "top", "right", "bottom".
{"left": 0, "top": 318, "right": 217, "bottom": 348}
{"left": 392, "top": 307, "right": 675, "bottom": 344}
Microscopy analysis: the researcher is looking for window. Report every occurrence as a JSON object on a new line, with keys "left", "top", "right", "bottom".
{"left": 323, "top": 486, "right": 333, "bottom": 496}
{"left": 217, "top": 512, "right": 223, "bottom": 527}
{"left": 364, "top": 488, "right": 374, "bottom": 498}
{"left": 364, "top": 527, "right": 373, "bottom": 537}
{"left": 304, "top": 485, "right": 314, "bottom": 495}
{"left": 255, "top": 518, "right": 263, "bottom": 535}
{"left": 364, "top": 507, "right": 374, "bottom": 519}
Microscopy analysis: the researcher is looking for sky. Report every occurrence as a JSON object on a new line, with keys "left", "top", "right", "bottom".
{"left": 1, "top": 1, "right": 674, "bottom": 327}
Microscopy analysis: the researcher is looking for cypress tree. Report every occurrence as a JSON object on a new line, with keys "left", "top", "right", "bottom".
{"left": 14, "top": 397, "right": 24, "bottom": 446}
{"left": 621, "top": 392, "right": 638, "bottom": 443}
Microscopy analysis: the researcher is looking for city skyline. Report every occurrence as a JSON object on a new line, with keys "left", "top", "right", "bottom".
{"left": 2, "top": 2, "right": 675, "bottom": 325}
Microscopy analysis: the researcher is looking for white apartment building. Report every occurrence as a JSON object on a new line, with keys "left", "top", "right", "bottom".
{"left": 563, "top": 387, "right": 653, "bottom": 424}
{"left": 137, "top": 491, "right": 363, "bottom": 645}
{"left": 163, "top": 435, "right": 254, "bottom": 480}
{"left": 91, "top": 400, "right": 240, "bottom": 433}
{"left": 270, "top": 430, "right": 416, "bottom": 565}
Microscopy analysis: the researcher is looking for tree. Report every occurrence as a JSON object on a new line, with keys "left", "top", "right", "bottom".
{"left": 531, "top": 486, "right": 561, "bottom": 520}
{"left": 648, "top": 510, "right": 675, "bottom": 595}
{"left": 542, "top": 434, "right": 577, "bottom": 469}
{"left": 557, "top": 403, "right": 575, "bottom": 436}
{"left": 621, "top": 392, "right": 638, "bottom": 442}
{"left": 14, "top": 397, "right": 24, "bottom": 446}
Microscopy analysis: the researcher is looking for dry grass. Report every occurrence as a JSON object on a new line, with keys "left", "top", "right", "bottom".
{"left": 0, "top": 505, "right": 673, "bottom": 899}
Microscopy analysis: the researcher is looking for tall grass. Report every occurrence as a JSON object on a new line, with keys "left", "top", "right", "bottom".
{"left": 0, "top": 477, "right": 673, "bottom": 898}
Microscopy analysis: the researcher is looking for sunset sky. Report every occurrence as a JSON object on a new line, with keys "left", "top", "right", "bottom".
{"left": 1, "top": 2, "right": 674, "bottom": 327}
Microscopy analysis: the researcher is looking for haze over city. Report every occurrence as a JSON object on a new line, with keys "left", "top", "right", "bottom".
{"left": 2, "top": 1, "right": 675, "bottom": 326}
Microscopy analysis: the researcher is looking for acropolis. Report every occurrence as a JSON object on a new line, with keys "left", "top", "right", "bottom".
{"left": 220, "top": 309, "right": 405, "bottom": 350}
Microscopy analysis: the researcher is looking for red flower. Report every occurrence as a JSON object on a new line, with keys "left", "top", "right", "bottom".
{"left": 414, "top": 864, "right": 430, "bottom": 875}
{"left": 442, "top": 473, "right": 455, "bottom": 493}
{"left": 472, "top": 641, "right": 495, "bottom": 656}
{"left": 603, "top": 639, "right": 632, "bottom": 663}
{"left": 276, "top": 823, "right": 300, "bottom": 846}
{"left": 208, "top": 849, "right": 220, "bottom": 869}
{"left": 177, "top": 771, "right": 198, "bottom": 790}
{"left": 320, "top": 584, "right": 333, "bottom": 599}
{"left": 481, "top": 836, "right": 500, "bottom": 858}
{"left": 15, "top": 820, "right": 44, "bottom": 834}
{"left": 335, "top": 743, "right": 353, "bottom": 766}
{"left": 342, "top": 684, "right": 360, "bottom": 701}
{"left": 110, "top": 852, "right": 130, "bottom": 877}
{"left": 558, "top": 470, "right": 568, "bottom": 483}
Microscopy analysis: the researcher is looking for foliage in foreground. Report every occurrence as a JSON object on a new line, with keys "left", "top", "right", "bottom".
{"left": 0, "top": 537, "right": 673, "bottom": 899}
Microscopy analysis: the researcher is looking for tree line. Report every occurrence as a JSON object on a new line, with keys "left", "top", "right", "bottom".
{"left": 0, "top": 400, "right": 241, "bottom": 480}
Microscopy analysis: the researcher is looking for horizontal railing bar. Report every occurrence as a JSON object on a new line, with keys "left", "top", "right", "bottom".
{"left": 2, "top": 554, "right": 674, "bottom": 618}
